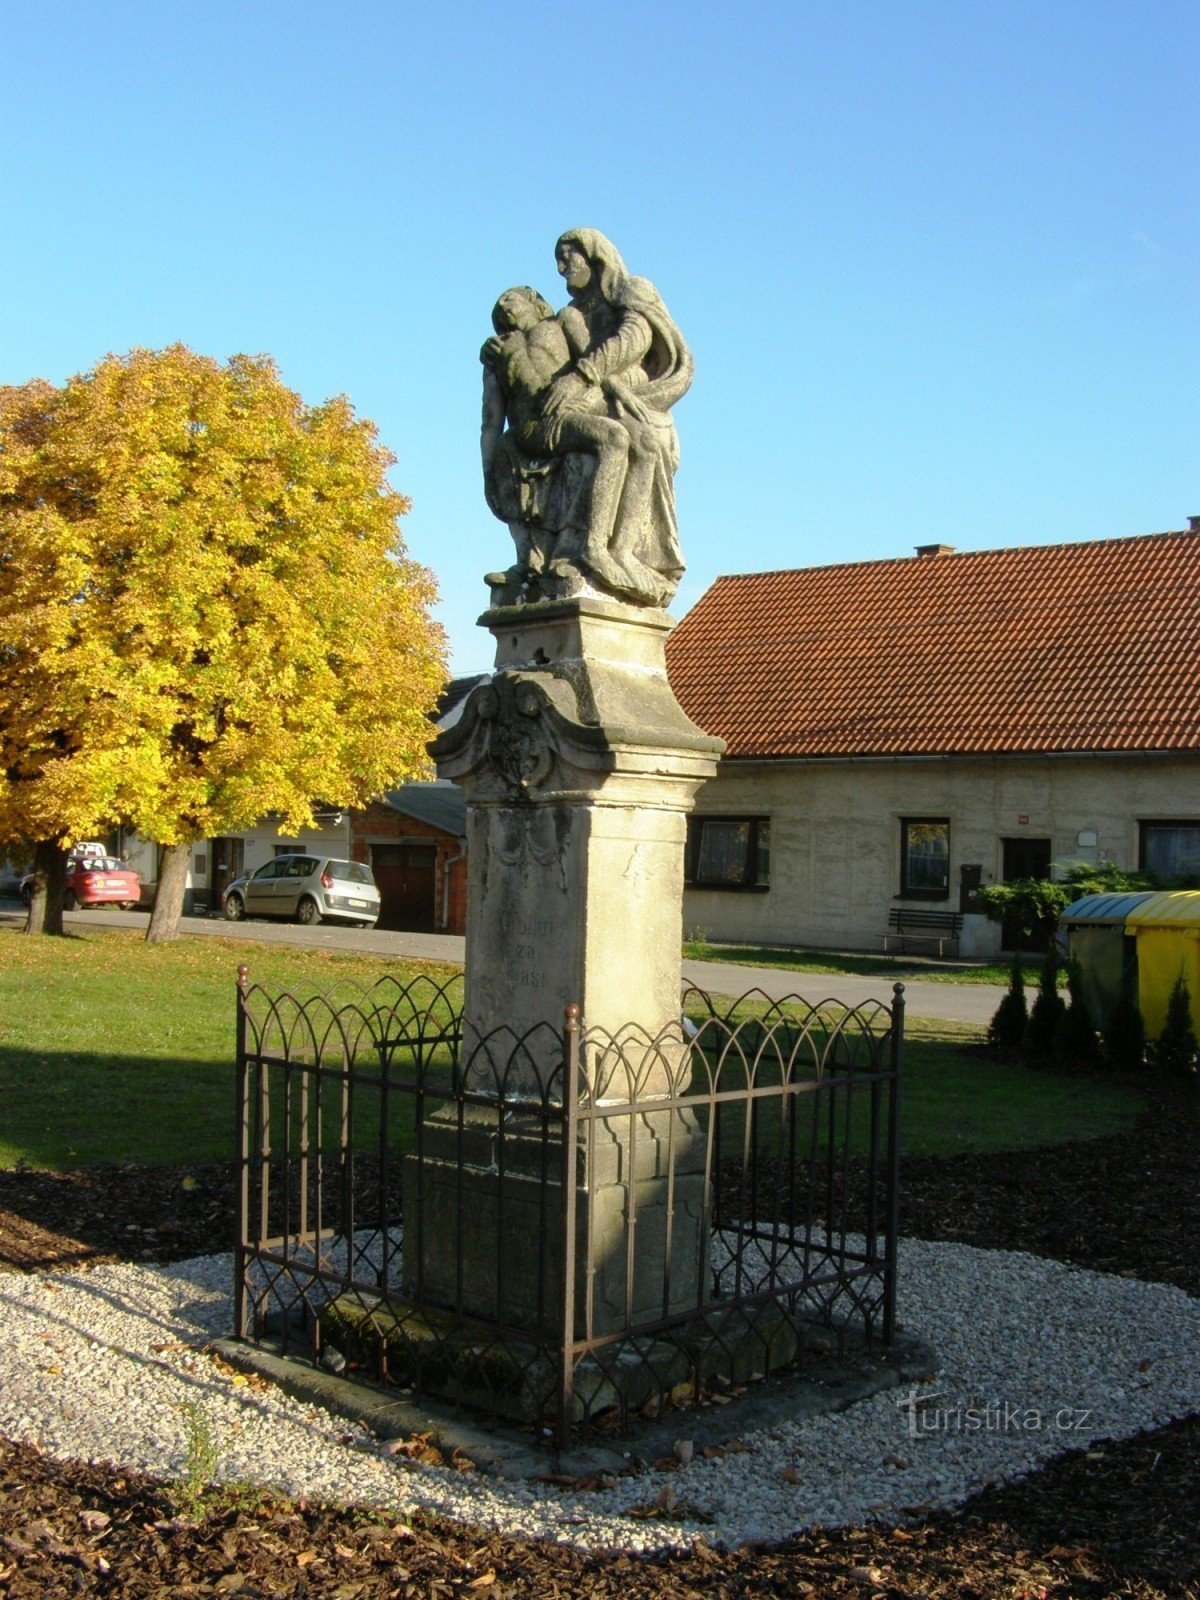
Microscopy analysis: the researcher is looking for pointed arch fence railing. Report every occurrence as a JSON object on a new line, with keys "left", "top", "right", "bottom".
{"left": 233, "top": 966, "right": 903, "bottom": 1449}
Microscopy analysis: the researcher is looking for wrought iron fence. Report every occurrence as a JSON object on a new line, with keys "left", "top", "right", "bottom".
{"left": 233, "top": 965, "right": 903, "bottom": 1449}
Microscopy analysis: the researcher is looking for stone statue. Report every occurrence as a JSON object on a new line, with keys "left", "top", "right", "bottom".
{"left": 481, "top": 229, "right": 693, "bottom": 610}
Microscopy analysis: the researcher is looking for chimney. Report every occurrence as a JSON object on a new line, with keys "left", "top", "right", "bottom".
{"left": 1188, "top": 516, "right": 1200, "bottom": 534}
{"left": 914, "top": 543, "right": 956, "bottom": 558}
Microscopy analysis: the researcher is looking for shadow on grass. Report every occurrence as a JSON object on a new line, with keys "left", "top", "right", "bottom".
{"left": 0, "top": 1022, "right": 1146, "bottom": 1175}
{"left": 0, "top": 1041, "right": 429, "bottom": 1173}
{"left": 0, "top": 1047, "right": 239, "bottom": 1171}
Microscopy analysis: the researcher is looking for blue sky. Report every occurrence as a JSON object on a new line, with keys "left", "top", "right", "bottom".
{"left": 4, "top": 1, "right": 1196, "bottom": 672}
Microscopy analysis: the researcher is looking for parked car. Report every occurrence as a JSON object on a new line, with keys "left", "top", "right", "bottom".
{"left": 20, "top": 853, "right": 141, "bottom": 911}
{"left": 0, "top": 858, "right": 30, "bottom": 896}
{"left": 221, "top": 855, "right": 381, "bottom": 928}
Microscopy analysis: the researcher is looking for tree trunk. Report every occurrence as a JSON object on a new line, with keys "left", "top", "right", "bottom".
{"left": 24, "top": 839, "right": 68, "bottom": 935}
{"left": 146, "top": 840, "right": 192, "bottom": 943}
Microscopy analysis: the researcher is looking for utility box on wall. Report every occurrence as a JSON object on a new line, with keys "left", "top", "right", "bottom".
{"left": 959, "top": 863, "right": 983, "bottom": 914}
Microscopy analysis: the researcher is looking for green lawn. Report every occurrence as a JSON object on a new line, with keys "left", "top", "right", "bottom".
{"left": 0, "top": 927, "right": 1139, "bottom": 1169}
{"left": 0, "top": 928, "right": 460, "bottom": 1170}
{"left": 850, "top": 1017, "right": 1135, "bottom": 1155}
{"left": 683, "top": 938, "right": 1032, "bottom": 986}
{"left": 685, "top": 993, "right": 1139, "bottom": 1157}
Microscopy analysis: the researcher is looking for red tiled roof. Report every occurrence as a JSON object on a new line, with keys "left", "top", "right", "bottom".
{"left": 665, "top": 531, "right": 1200, "bottom": 759}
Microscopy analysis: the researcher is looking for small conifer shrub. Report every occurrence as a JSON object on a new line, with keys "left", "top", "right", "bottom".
{"left": 1154, "top": 975, "right": 1198, "bottom": 1077}
{"left": 1103, "top": 964, "right": 1145, "bottom": 1072}
{"left": 1024, "top": 945, "right": 1066, "bottom": 1062}
{"left": 988, "top": 955, "right": 1028, "bottom": 1054}
{"left": 1054, "top": 958, "right": 1102, "bottom": 1069}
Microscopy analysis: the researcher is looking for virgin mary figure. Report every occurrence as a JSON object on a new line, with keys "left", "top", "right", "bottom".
{"left": 482, "top": 229, "right": 693, "bottom": 608}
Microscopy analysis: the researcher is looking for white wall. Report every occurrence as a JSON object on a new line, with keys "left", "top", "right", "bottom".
{"left": 232, "top": 818, "right": 353, "bottom": 880}
{"left": 116, "top": 817, "right": 353, "bottom": 905}
{"left": 683, "top": 751, "right": 1200, "bottom": 954}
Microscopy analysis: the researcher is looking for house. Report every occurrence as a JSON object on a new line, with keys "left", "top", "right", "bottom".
{"left": 113, "top": 788, "right": 469, "bottom": 934}
{"left": 110, "top": 676, "right": 487, "bottom": 929}
{"left": 115, "top": 812, "right": 356, "bottom": 917}
{"left": 665, "top": 525, "right": 1200, "bottom": 957}
{"left": 349, "top": 783, "right": 467, "bottom": 934}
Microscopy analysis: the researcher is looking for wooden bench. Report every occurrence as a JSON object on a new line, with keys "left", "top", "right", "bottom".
{"left": 884, "top": 907, "right": 963, "bottom": 957}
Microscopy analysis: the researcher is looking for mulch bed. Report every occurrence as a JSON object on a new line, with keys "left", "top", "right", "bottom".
{"left": 1, "top": 1076, "right": 1197, "bottom": 1598}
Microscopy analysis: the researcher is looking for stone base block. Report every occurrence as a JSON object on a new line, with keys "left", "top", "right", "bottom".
{"left": 402, "top": 1104, "right": 711, "bottom": 1337}
{"left": 317, "top": 1288, "right": 842, "bottom": 1427}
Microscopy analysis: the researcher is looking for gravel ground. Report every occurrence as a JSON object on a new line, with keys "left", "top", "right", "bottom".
{"left": 1, "top": 1237, "right": 1196, "bottom": 1556}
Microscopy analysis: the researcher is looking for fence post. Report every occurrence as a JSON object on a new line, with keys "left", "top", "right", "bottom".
{"left": 233, "top": 964, "right": 250, "bottom": 1340}
{"left": 556, "top": 1003, "right": 581, "bottom": 1454}
{"left": 883, "top": 982, "right": 905, "bottom": 1344}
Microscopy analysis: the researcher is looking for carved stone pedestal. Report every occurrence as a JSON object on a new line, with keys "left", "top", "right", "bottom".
{"left": 401, "top": 1104, "right": 710, "bottom": 1338}
{"left": 403, "top": 595, "right": 723, "bottom": 1342}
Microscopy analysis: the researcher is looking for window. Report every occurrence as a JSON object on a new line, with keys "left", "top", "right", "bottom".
{"left": 685, "top": 817, "right": 770, "bottom": 890}
{"left": 328, "top": 859, "right": 374, "bottom": 885}
{"left": 901, "top": 818, "right": 950, "bottom": 899}
{"left": 1139, "top": 822, "right": 1200, "bottom": 880}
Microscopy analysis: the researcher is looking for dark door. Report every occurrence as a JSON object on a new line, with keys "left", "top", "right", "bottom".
{"left": 372, "top": 842, "right": 437, "bottom": 932}
{"left": 1000, "top": 836, "right": 1053, "bottom": 952}
{"left": 211, "top": 837, "right": 244, "bottom": 908}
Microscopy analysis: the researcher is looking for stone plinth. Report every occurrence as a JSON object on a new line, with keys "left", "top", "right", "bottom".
{"left": 433, "top": 596, "right": 723, "bottom": 1080}
{"left": 402, "top": 595, "right": 723, "bottom": 1343}
{"left": 402, "top": 1104, "right": 710, "bottom": 1338}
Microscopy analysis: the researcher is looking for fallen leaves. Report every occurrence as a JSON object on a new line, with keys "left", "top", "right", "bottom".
{"left": 385, "top": 1432, "right": 476, "bottom": 1472}
{"left": 2, "top": 1421, "right": 1200, "bottom": 1595}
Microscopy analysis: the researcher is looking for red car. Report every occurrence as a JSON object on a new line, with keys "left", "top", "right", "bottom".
{"left": 20, "top": 854, "right": 141, "bottom": 911}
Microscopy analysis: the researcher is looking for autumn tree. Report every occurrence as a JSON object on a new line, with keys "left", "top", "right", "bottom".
{"left": 0, "top": 346, "right": 446, "bottom": 939}
{"left": 0, "top": 377, "right": 118, "bottom": 934}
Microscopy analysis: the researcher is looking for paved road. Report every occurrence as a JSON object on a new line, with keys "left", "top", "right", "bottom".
{"left": 1, "top": 902, "right": 1002, "bottom": 1025}
{"left": 0, "top": 901, "right": 467, "bottom": 966}
{"left": 677, "top": 959, "right": 1001, "bottom": 1024}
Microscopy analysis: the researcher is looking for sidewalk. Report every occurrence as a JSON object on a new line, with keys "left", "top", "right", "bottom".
{"left": 1, "top": 903, "right": 1002, "bottom": 1024}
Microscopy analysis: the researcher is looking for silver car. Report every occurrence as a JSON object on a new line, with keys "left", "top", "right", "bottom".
{"left": 222, "top": 854, "right": 381, "bottom": 928}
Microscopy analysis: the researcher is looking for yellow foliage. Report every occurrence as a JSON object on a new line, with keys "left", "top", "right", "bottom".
{"left": 0, "top": 346, "right": 446, "bottom": 848}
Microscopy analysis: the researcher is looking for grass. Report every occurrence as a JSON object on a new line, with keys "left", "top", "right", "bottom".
{"left": 0, "top": 926, "right": 1140, "bottom": 1169}
{"left": 683, "top": 938, "right": 1032, "bottom": 986}
{"left": 0, "top": 927, "right": 459, "bottom": 1169}
{"left": 686, "top": 994, "right": 1140, "bottom": 1157}
{"left": 857, "top": 1018, "right": 1136, "bottom": 1154}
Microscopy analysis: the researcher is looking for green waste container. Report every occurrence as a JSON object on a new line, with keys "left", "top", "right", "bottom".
{"left": 1061, "top": 892, "right": 1153, "bottom": 1030}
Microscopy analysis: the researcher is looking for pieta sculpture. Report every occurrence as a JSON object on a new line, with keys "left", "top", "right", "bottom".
{"left": 481, "top": 229, "right": 693, "bottom": 609}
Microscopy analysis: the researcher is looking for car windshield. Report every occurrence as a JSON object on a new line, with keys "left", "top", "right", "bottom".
{"left": 326, "top": 859, "right": 374, "bottom": 886}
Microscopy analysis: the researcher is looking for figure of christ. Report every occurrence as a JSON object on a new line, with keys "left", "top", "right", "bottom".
{"left": 481, "top": 286, "right": 658, "bottom": 595}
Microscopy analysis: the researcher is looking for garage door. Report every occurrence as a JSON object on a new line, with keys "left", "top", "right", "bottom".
{"left": 372, "top": 842, "right": 437, "bottom": 932}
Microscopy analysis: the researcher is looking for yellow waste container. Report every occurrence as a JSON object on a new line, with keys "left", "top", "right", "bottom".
{"left": 1125, "top": 891, "right": 1200, "bottom": 1040}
